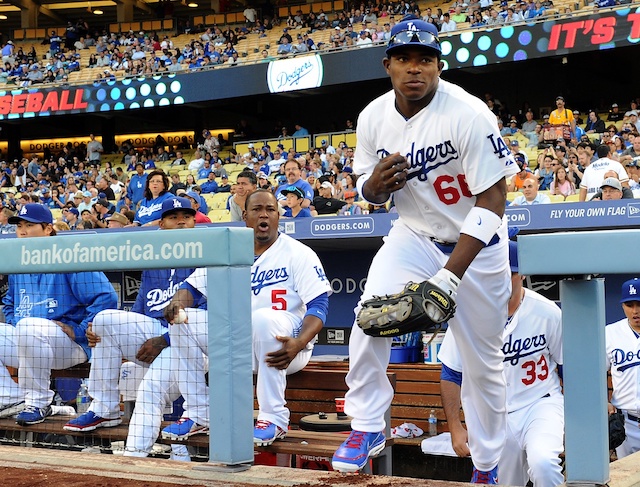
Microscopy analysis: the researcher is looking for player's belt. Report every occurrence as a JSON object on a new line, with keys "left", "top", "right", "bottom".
{"left": 431, "top": 234, "right": 500, "bottom": 254}
{"left": 625, "top": 411, "right": 640, "bottom": 423}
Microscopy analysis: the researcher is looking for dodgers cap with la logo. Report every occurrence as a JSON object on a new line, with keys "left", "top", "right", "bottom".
{"left": 620, "top": 278, "right": 640, "bottom": 303}
{"left": 9, "top": 203, "right": 53, "bottom": 224}
{"left": 386, "top": 16, "right": 441, "bottom": 56}
{"left": 160, "top": 196, "right": 196, "bottom": 219}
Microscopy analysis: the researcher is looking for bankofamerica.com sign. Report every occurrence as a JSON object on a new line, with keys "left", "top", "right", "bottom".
{"left": 266, "top": 54, "right": 324, "bottom": 93}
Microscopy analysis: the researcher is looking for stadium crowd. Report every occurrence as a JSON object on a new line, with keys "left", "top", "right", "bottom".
{"left": 0, "top": 0, "right": 628, "bottom": 85}
{"left": 0, "top": 94, "right": 638, "bottom": 231}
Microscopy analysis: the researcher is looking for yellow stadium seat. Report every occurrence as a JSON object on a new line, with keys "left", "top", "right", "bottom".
{"left": 507, "top": 191, "right": 520, "bottom": 202}
{"left": 50, "top": 209, "right": 63, "bottom": 221}
{"left": 564, "top": 194, "right": 580, "bottom": 202}
{"left": 208, "top": 209, "right": 231, "bottom": 222}
{"left": 548, "top": 194, "right": 564, "bottom": 203}
{"left": 204, "top": 192, "right": 230, "bottom": 210}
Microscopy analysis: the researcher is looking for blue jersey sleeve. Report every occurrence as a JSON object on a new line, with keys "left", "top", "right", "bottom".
{"left": 68, "top": 272, "right": 118, "bottom": 347}
{"left": 304, "top": 292, "right": 329, "bottom": 325}
{"left": 441, "top": 362, "right": 463, "bottom": 386}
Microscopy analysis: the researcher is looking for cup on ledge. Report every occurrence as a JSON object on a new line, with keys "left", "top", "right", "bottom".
{"left": 335, "top": 397, "right": 347, "bottom": 418}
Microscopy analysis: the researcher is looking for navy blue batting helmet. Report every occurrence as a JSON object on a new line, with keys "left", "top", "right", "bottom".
{"left": 386, "top": 18, "right": 441, "bottom": 56}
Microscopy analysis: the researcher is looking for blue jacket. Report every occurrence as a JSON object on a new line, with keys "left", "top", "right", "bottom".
{"left": 127, "top": 173, "right": 147, "bottom": 205}
{"left": 201, "top": 180, "right": 219, "bottom": 194}
{"left": 3, "top": 272, "right": 118, "bottom": 359}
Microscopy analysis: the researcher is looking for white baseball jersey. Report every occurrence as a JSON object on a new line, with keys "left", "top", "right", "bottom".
{"left": 579, "top": 157, "right": 628, "bottom": 200}
{"left": 354, "top": 80, "right": 518, "bottom": 243}
{"left": 439, "top": 288, "right": 563, "bottom": 413}
{"left": 186, "top": 233, "right": 330, "bottom": 323}
{"left": 606, "top": 318, "right": 640, "bottom": 412}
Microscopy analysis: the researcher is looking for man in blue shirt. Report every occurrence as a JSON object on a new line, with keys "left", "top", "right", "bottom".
{"left": 200, "top": 172, "right": 219, "bottom": 194}
{"left": 292, "top": 123, "right": 309, "bottom": 137}
{"left": 126, "top": 162, "right": 147, "bottom": 208}
{"left": 274, "top": 159, "right": 314, "bottom": 209}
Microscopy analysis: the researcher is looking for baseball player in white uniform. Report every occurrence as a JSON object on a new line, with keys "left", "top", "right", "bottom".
{"left": 330, "top": 17, "right": 517, "bottom": 482}
{"left": 161, "top": 190, "right": 331, "bottom": 446}
{"left": 63, "top": 196, "right": 200, "bottom": 460}
{"left": 439, "top": 241, "right": 565, "bottom": 487}
{"left": 579, "top": 144, "right": 628, "bottom": 201}
{"left": 606, "top": 278, "right": 640, "bottom": 459}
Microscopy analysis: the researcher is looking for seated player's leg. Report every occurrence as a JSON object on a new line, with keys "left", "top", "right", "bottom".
{"left": 162, "top": 308, "right": 209, "bottom": 440}
{"left": 0, "top": 323, "right": 24, "bottom": 417}
{"left": 521, "top": 394, "right": 564, "bottom": 487}
{"left": 617, "top": 415, "right": 640, "bottom": 459}
{"left": 333, "top": 222, "right": 438, "bottom": 472}
{"left": 65, "top": 309, "right": 164, "bottom": 432}
{"left": 252, "top": 308, "right": 310, "bottom": 446}
{"left": 124, "top": 347, "right": 181, "bottom": 456}
{"left": 15, "top": 317, "right": 86, "bottom": 425}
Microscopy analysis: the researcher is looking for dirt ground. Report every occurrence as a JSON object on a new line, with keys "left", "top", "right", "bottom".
{"left": 0, "top": 467, "right": 206, "bottom": 487}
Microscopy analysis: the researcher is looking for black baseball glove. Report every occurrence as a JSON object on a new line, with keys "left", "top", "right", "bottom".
{"left": 356, "top": 281, "right": 456, "bottom": 338}
{"left": 609, "top": 411, "right": 626, "bottom": 450}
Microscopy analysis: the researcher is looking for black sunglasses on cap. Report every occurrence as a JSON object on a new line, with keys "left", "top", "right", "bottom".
{"left": 387, "top": 30, "right": 441, "bottom": 53}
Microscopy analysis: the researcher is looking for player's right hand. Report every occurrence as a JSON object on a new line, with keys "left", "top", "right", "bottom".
{"left": 450, "top": 426, "right": 470, "bottom": 457}
{"left": 86, "top": 322, "right": 100, "bottom": 347}
{"left": 163, "top": 301, "right": 180, "bottom": 323}
{"left": 363, "top": 152, "right": 409, "bottom": 202}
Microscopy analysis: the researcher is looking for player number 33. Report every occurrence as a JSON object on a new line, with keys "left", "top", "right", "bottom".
{"left": 521, "top": 355, "right": 549, "bottom": 386}
{"left": 434, "top": 174, "right": 472, "bottom": 205}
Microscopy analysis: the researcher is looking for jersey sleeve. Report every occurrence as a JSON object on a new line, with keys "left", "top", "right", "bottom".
{"left": 545, "top": 301, "right": 563, "bottom": 367}
{"left": 352, "top": 97, "right": 389, "bottom": 185}
{"left": 184, "top": 268, "right": 208, "bottom": 298}
{"left": 615, "top": 162, "right": 629, "bottom": 183}
{"left": 437, "top": 330, "right": 462, "bottom": 372}
{"left": 458, "top": 108, "right": 518, "bottom": 195}
{"left": 292, "top": 244, "right": 331, "bottom": 305}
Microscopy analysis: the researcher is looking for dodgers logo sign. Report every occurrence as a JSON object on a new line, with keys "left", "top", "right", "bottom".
{"left": 267, "top": 54, "right": 324, "bottom": 93}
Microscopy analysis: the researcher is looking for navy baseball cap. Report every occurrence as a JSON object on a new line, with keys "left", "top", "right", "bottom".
{"left": 9, "top": 204, "right": 53, "bottom": 224}
{"left": 386, "top": 18, "right": 441, "bottom": 56}
{"left": 621, "top": 278, "right": 640, "bottom": 303}
{"left": 160, "top": 197, "right": 196, "bottom": 218}
{"left": 514, "top": 153, "right": 526, "bottom": 168}
{"left": 281, "top": 186, "right": 305, "bottom": 199}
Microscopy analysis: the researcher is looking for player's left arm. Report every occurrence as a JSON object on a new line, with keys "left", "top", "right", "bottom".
{"left": 442, "top": 178, "right": 507, "bottom": 280}
{"left": 66, "top": 272, "right": 118, "bottom": 344}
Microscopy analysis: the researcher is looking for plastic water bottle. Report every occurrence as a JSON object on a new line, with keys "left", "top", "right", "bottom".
{"left": 76, "top": 380, "right": 90, "bottom": 414}
{"left": 428, "top": 409, "right": 437, "bottom": 437}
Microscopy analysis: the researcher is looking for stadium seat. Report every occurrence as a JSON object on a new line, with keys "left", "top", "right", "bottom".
{"left": 204, "top": 192, "right": 230, "bottom": 210}
{"left": 548, "top": 194, "right": 565, "bottom": 203}
{"left": 50, "top": 209, "right": 63, "bottom": 221}
{"left": 208, "top": 209, "right": 231, "bottom": 222}
{"left": 507, "top": 191, "right": 520, "bottom": 202}
{"left": 564, "top": 194, "right": 580, "bottom": 202}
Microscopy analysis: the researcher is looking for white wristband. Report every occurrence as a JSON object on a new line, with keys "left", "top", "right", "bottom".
{"left": 429, "top": 268, "right": 460, "bottom": 298}
{"left": 459, "top": 207, "right": 503, "bottom": 246}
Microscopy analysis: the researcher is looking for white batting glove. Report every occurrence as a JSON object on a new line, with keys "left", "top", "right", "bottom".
{"left": 426, "top": 269, "right": 460, "bottom": 322}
